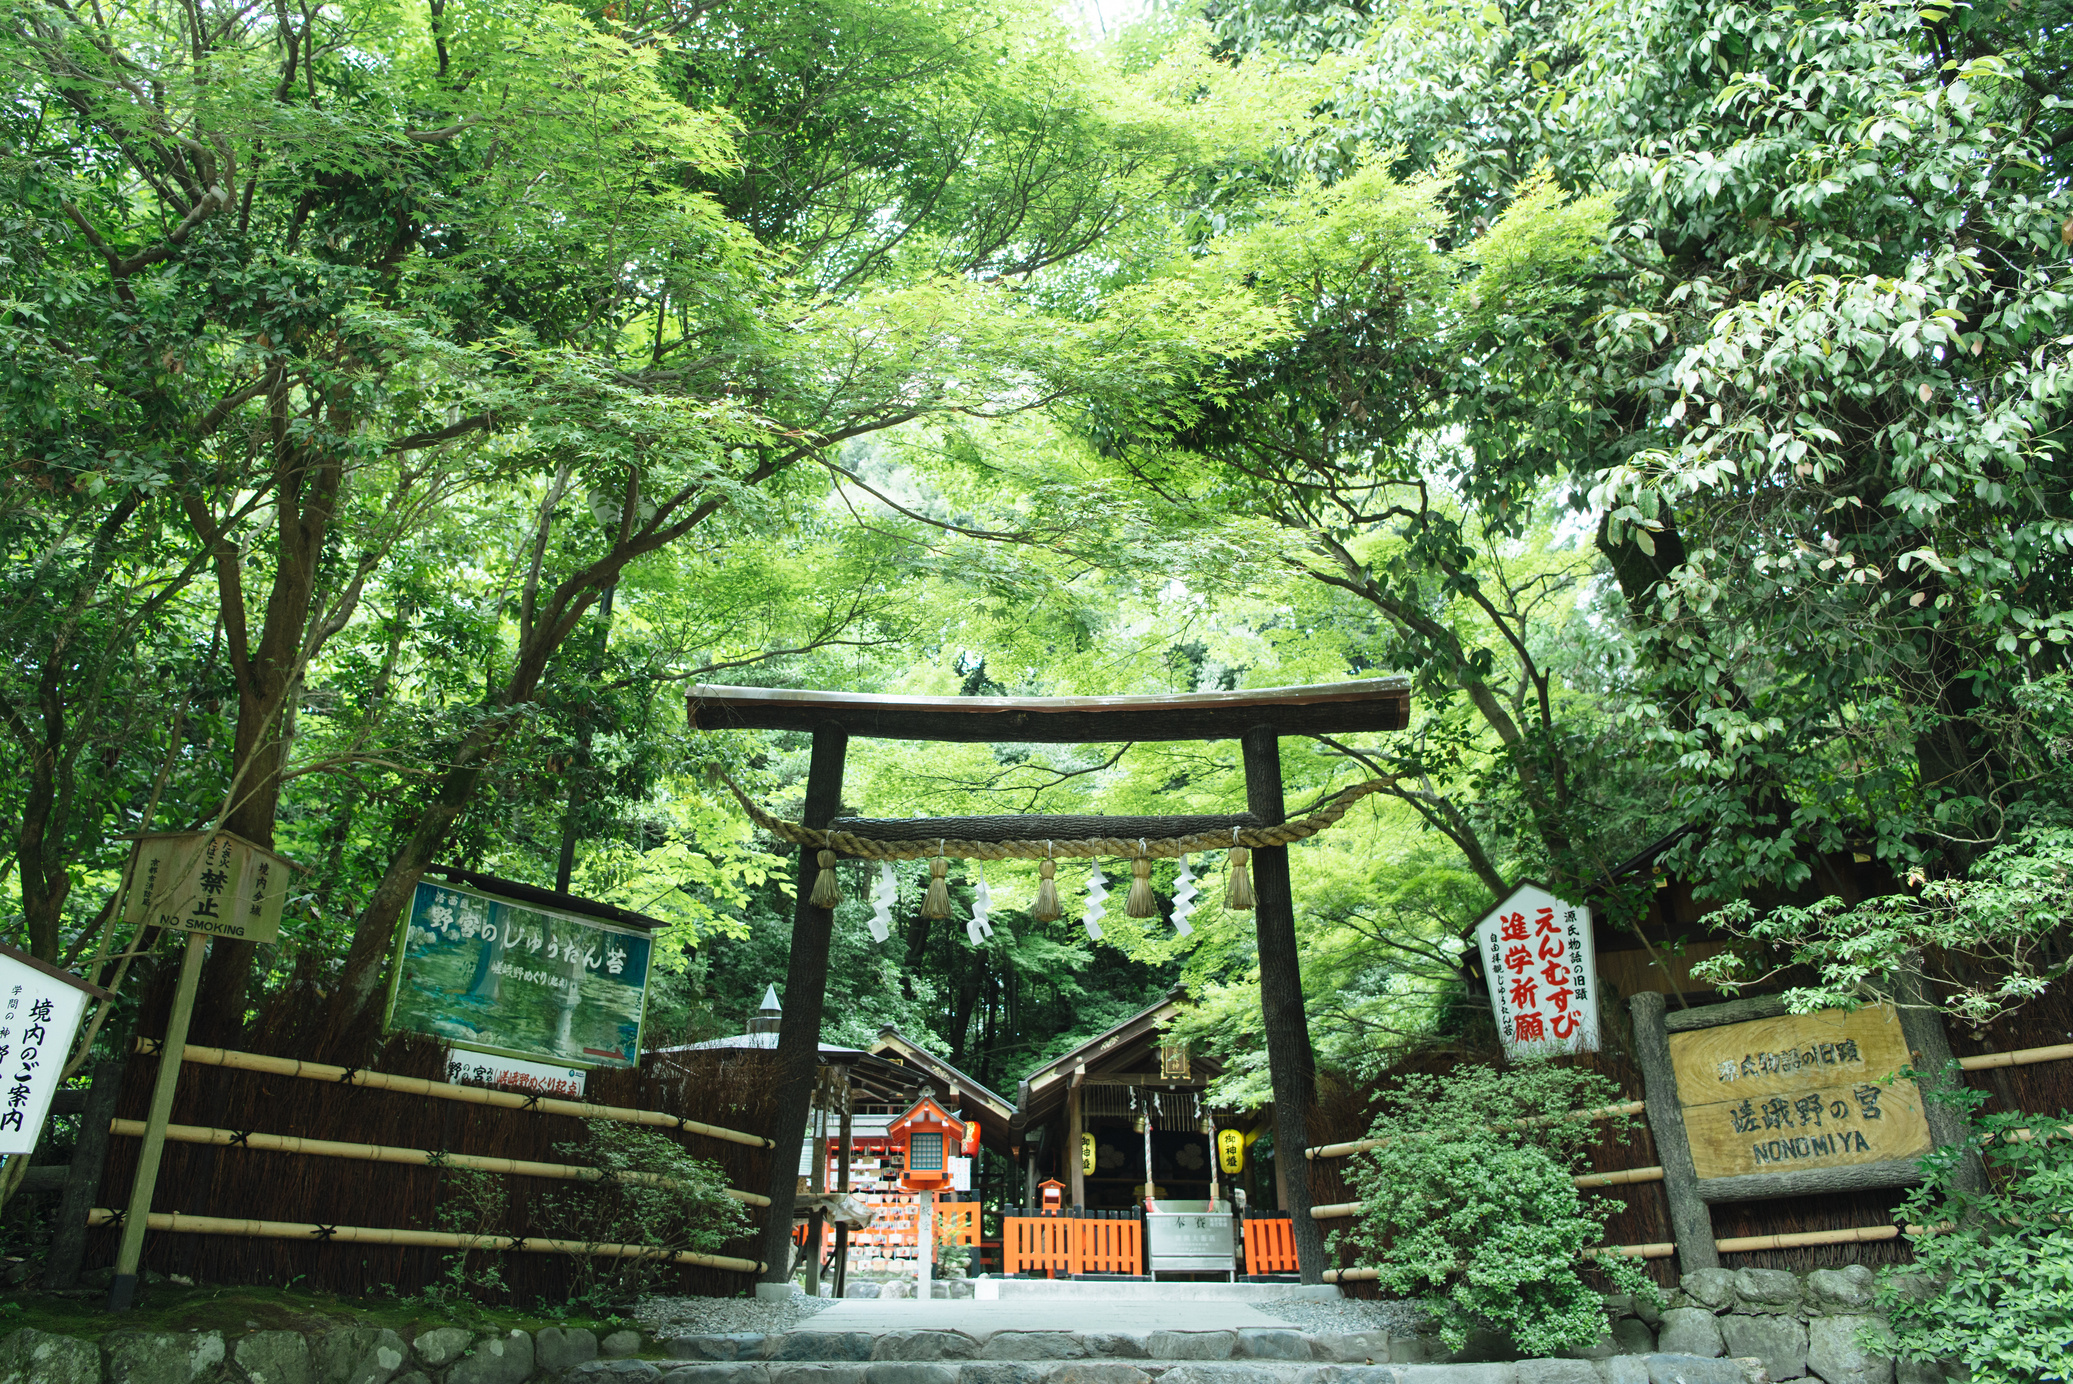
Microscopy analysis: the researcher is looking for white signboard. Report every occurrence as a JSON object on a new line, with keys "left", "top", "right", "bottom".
{"left": 444, "top": 1049, "right": 587, "bottom": 1099}
{"left": 124, "top": 831, "right": 292, "bottom": 944}
{"left": 1476, "top": 883, "right": 1600, "bottom": 1059}
{"left": 0, "top": 945, "right": 95, "bottom": 1156}
{"left": 948, "top": 1155, "right": 972, "bottom": 1192}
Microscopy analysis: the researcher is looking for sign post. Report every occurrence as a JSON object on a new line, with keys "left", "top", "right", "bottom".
{"left": 108, "top": 830, "right": 292, "bottom": 1311}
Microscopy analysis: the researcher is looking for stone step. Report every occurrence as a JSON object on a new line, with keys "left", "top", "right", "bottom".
{"left": 665, "top": 1330, "right": 1396, "bottom": 1366}
{"left": 643, "top": 1355, "right": 1764, "bottom": 1384}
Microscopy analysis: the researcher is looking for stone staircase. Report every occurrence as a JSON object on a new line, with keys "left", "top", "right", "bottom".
{"left": 648, "top": 1328, "right": 1764, "bottom": 1384}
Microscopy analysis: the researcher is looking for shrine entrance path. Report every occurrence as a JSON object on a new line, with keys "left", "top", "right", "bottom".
{"left": 806, "top": 1299, "right": 1300, "bottom": 1333}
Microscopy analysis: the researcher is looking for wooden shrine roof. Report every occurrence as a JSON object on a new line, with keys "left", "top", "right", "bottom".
{"left": 1013, "top": 987, "right": 1215, "bottom": 1129}
{"left": 688, "top": 678, "right": 1411, "bottom": 743}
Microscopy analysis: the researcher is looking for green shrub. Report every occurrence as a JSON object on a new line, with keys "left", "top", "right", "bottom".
{"left": 1880, "top": 1095, "right": 2073, "bottom": 1384}
{"left": 536, "top": 1119, "right": 751, "bottom": 1311}
{"left": 1332, "top": 1061, "right": 1657, "bottom": 1355}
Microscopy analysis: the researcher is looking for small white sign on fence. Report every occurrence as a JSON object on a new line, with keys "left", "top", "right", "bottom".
{"left": 1475, "top": 882, "right": 1600, "bottom": 1059}
{"left": 0, "top": 944, "right": 97, "bottom": 1156}
{"left": 444, "top": 1050, "right": 587, "bottom": 1099}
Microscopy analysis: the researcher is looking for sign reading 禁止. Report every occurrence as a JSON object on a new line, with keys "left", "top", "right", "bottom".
{"left": 0, "top": 943, "right": 101, "bottom": 1156}
{"left": 1475, "top": 882, "right": 1600, "bottom": 1059}
{"left": 385, "top": 879, "right": 652, "bottom": 1069}
{"left": 123, "top": 831, "right": 292, "bottom": 944}
{"left": 1668, "top": 1004, "right": 1932, "bottom": 1180}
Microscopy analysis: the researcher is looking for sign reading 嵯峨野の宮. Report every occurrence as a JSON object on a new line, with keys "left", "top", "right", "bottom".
{"left": 384, "top": 879, "right": 652, "bottom": 1069}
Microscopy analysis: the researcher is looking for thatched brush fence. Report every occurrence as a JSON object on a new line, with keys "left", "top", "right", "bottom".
{"left": 85, "top": 965, "right": 783, "bottom": 1303}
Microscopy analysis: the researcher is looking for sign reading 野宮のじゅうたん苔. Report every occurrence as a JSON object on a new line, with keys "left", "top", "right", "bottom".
{"left": 1667, "top": 1003, "right": 1932, "bottom": 1181}
{"left": 123, "top": 831, "right": 292, "bottom": 944}
{"left": 385, "top": 880, "right": 652, "bottom": 1069}
{"left": 0, "top": 943, "right": 98, "bottom": 1156}
{"left": 1475, "top": 883, "right": 1600, "bottom": 1059}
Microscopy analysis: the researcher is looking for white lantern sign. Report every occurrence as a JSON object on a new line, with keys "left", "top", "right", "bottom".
{"left": 1475, "top": 882, "right": 1600, "bottom": 1059}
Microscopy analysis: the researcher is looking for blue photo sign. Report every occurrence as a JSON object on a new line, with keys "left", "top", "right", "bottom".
{"left": 384, "top": 879, "right": 652, "bottom": 1068}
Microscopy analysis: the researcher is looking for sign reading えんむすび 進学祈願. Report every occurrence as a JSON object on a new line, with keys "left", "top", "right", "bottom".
{"left": 1667, "top": 1004, "right": 1932, "bottom": 1180}
{"left": 1475, "top": 883, "right": 1600, "bottom": 1059}
{"left": 384, "top": 879, "right": 652, "bottom": 1069}
{"left": 0, "top": 943, "right": 99, "bottom": 1157}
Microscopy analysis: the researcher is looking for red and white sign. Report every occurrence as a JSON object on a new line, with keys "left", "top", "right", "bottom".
{"left": 1476, "top": 883, "right": 1599, "bottom": 1058}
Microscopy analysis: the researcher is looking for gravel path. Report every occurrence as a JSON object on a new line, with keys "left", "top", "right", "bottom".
{"left": 1261, "top": 1294, "right": 1429, "bottom": 1337}
{"left": 639, "top": 1292, "right": 832, "bottom": 1337}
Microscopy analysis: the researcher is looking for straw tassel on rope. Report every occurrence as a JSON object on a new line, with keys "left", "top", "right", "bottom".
{"left": 922, "top": 849, "right": 953, "bottom": 920}
{"left": 1224, "top": 844, "right": 1255, "bottom": 912}
{"left": 1125, "top": 845, "right": 1158, "bottom": 918}
{"left": 1032, "top": 849, "right": 1062, "bottom": 922}
{"left": 809, "top": 849, "right": 842, "bottom": 909}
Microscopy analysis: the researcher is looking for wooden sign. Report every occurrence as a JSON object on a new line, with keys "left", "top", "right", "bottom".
{"left": 0, "top": 942, "right": 106, "bottom": 1156}
{"left": 123, "top": 831, "right": 292, "bottom": 944}
{"left": 1668, "top": 1004, "right": 1932, "bottom": 1180}
{"left": 1475, "top": 882, "right": 1600, "bottom": 1058}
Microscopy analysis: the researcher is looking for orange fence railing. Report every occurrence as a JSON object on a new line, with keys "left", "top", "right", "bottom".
{"left": 1243, "top": 1215, "right": 1299, "bottom": 1275}
{"left": 1073, "top": 1215, "right": 1143, "bottom": 1275}
{"left": 1003, "top": 1215, "right": 1076, "bottom": 1276}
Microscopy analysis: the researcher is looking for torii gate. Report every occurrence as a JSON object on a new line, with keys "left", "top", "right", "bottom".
{"left": 689, "top": 678, "right": 1412, "bottom": 1286}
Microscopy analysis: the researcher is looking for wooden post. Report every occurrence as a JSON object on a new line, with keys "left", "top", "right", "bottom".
{"left": 110, "top": 931, "right": 207, "bottom": 1310}
{"left": 1240, "top": 727, "right": 1325, "bottom": 1283}
{"left": 754, "top": 724, "right": 848, "bottom": 1287}
{"left": 47, "top": 1059, "right": 123, "bottom": 1290}
{"left": 1066, "top": 1078, "right": 1085, "bottom": 1209}
{"left": 1024, "top": 1149, "right": 1036, "bottom": 1208}
{"left": 833, "top": 1071, "right": 853, "bottom": 1300}
{"left": 1893, "top": 971, "right": 1988, "bottom": 1195}
{"left": 1628, "top": 990, "right": 1718, "bottom": 1272}
{"left": 805, "top": 1088, "right": 828, "bottom": 1297}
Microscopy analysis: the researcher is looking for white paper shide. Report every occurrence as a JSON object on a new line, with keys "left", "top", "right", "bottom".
{"left": 1475, "top": 882, "right": 1600, "bottom": 1059}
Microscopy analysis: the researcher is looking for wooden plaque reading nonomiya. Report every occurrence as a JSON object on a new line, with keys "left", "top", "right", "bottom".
{"left": 1667, "top": 1003, "right": 1932, "bottom": 1180}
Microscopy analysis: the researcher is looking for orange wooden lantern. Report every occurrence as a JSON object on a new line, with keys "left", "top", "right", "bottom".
{"left": 888, "top": 1091, "right": 967, "bottom": 1194}
{"left": 1038, "top": 1177, "right": 1066, "bottom": 1214}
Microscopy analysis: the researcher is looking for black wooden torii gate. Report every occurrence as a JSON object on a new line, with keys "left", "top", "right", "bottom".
{"left": 689, "top": 678, "right": 1412, "bottom": 1286}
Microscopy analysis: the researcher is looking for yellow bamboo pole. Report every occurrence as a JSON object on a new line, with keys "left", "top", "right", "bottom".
{"left": 85, "top": 1208, "right": 763, "bottom": 1273}
{"left": 135, "top": 1040, "right": 773, "bottom": 1148}
{"left": 1306, "top": 1101, "right": 1647, "bottom": 1160}
{"left": 1325, "top": 1223, "right": 1901, "bottom": 1280}
{"left": 1958, "top": 1042, "right": 2073, "bottom": 1071}
{"left": 1311, "top": 1164, "right": 1667, "bottom": 1220}
{"left": 106, "top": 1120, "right": 772, "bottom": 1208}
{"left": 1714, "top": 1224, "right": 1899, "bottom": 1254}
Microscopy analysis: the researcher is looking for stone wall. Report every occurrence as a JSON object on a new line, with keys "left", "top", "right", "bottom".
{"left": 1600, "top": 1266, "right": 1933, "bottom": 1384}
{"left": 0, "top": 1322, "right": 671, "bottom": 1384}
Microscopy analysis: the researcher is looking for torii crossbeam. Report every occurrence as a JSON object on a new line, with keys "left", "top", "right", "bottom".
{"left": 690, "top": 678, "right": 1412, "bottom": 1286}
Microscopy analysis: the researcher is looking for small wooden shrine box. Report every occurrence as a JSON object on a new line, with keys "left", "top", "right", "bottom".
{"left": 888, "top": 1091, "right": 966, "bottom": 1194}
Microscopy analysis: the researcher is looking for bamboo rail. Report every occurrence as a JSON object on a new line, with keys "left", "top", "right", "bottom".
{"left": 1306, "top": 1102, "right": 1647, "bottom": 1160}
{"left": 1958, "top": 1042, "right": 2073, "bottom": 1071}
{"left": 85, "top": 1208, "right": 763, "bottom": 1273}
{"left": 135, "top": 1040, "right": 774, "bottom": 1148}
{"left": 1309, "top": 1164, "right": 1666, "bottom": 1220}
{"left": 1323, "top": 1224, "right": 1901, "bottom": 1279}
{"left": 106, "top": 1120, "right": 773, "bottom": 1208}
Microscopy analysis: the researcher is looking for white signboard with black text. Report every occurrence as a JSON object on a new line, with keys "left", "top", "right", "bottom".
{"left": 0, "top": 945, "right": 96, "bottom": 1156}
{"left": 1475, "top": 882, "right": 1600, "bottom": 1059}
